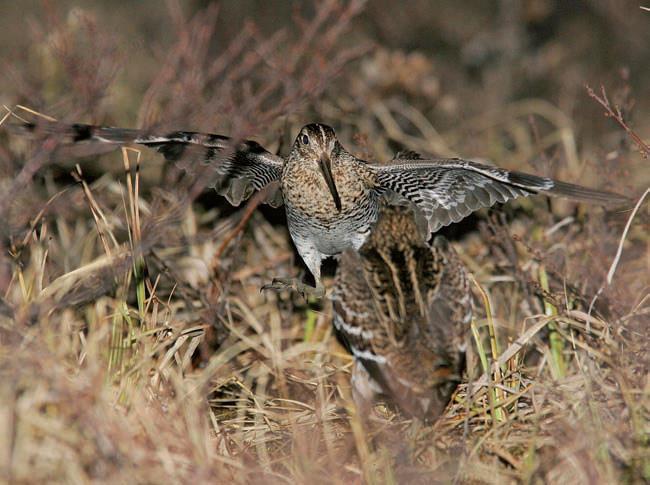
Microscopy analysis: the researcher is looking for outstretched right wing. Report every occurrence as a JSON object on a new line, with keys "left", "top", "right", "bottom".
{"left": 370, "top": 156, "right": 629, "bottom": 236}
{"left": 15, "top": 120, "right": 285, "bottom": 207}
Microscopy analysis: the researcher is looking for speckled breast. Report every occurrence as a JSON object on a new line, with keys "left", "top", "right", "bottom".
{"left": 282, "top": 164, "right": 380, "bottom": 256}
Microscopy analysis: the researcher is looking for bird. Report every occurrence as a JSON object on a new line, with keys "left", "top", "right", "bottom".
{"left": 331, "top": 205, "right": 471, "bottom": 420}
{"left": 12, "top": 119, "right": 628, "bottom": 296}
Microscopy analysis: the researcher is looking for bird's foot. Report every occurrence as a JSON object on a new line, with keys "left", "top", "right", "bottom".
{"left": 261, "top": 277, "right": 325, "bottom": 299}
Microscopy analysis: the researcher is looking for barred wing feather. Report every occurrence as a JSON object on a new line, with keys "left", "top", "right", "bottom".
{"left": 18, "top": 121, "right": 284, "bottom": 207}
{"left": 372, "top": 158, "right": 628, "bottom": 235}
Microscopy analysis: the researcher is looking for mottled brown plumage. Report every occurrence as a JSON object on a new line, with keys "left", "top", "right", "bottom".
{"left": 332, "top": 206, "right": 471, "bottom": 420}
{"left": 11, "top": 119, "right": 629, "bottom": 297}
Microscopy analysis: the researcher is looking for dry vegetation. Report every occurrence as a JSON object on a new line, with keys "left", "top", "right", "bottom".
{"left": 0, "top": 1, "right": 648, "bottom": 483}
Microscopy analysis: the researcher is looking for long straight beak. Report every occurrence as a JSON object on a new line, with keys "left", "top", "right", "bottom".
{"left": 318, "top": 153, "right": 342, "bottom": 212}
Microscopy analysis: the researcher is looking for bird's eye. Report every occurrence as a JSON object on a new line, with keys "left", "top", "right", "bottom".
{"left": 301, "top": 134, "right": 309, "bottom": 145}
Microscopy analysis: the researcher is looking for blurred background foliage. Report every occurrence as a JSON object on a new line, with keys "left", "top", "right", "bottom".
{"left": 2, "top": 0, "right": 650, "bottom": 143}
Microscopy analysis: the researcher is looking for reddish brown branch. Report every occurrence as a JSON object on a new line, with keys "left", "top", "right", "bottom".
{"left": 586, "top": 84, "right": 650, "bottom": 158}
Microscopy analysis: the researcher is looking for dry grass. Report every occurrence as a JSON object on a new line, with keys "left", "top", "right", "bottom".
{"left": 0, "top": 1, "right": 649, "bottom": 484}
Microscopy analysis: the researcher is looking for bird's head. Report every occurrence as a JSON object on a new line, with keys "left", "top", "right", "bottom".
{"left": 292, "top": 123, "right": 342, "bottom": 211}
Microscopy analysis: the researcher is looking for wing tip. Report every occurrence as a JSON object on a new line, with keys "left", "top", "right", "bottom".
{"left": 507, "top": 170, "right": 631, "bottom": 207}
{"left": 548, "top": 180, "right": 631, "bottom": 207}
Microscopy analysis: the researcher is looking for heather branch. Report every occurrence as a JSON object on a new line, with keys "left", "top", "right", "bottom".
{"left": 586, "top": 84, "right": 650, "bottom": 158}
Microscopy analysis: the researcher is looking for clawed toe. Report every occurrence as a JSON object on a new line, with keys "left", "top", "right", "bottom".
{"left": 260, "top": 277, "right": 325, "bottom": 299}
{"left": 261, "top": 277, "right": 296, "bottom": 292}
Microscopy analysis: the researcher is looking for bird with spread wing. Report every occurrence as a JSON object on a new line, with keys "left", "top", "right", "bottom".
{"left": 11, "top": 118, "right": 629, "bottom": 296}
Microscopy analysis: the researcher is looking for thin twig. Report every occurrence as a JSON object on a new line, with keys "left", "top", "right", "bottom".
{"left": 587, "top": 187, "right": 649, "bottom": 324}
{"left": 586, "top": 84, "right": 650, "bottom": 158}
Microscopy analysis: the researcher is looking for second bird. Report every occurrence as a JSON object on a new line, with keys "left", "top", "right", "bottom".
{"left": 332, "top": 205, "right": 471, "bottom": 420}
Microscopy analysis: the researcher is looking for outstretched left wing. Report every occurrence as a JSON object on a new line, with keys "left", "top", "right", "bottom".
{"left": 16, "top": 121, "right": 285, "bottom": 207}
{"left": 136, "top": 130, "right": 284, "bottom": 206}
{"left": 370, "top": 157, "right": 628, "bottom": 235}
